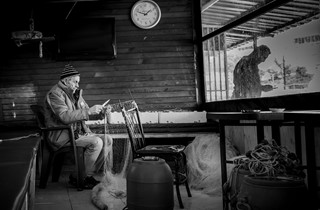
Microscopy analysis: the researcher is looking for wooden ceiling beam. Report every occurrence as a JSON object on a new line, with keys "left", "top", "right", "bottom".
{"left": 201, "top": 0, "right": 220, "bottom": 13}
{"left": 201, "top": 0, "right": 293, "bottom": 42}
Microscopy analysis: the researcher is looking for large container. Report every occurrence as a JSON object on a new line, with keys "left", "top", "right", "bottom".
{"left": 127, "top": 158, "right": 174, "bottom": 210}
{"left": 237, "top": 175, "right": 308, "bottom": 210}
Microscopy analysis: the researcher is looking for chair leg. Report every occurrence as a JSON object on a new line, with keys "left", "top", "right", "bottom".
{"left": 182, "top": 153, "right": 192, "bottom": 198}
{"left": 175, "top": 158, "right": 184, "bottom": 209}
{"left": 39, "top": 151, "right": 52, "bottom": 189}
{"left": 52, "top": 153, "right": 65, "bottom": 182}
{"left": 185, "top": 180, "right": 192, "bottom": 198}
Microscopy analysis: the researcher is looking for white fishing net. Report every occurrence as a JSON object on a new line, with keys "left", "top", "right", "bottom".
{"left": 91, "top": 101, "right": 239, "bottom": 209}
{"left": 184, "top": 133, "right": 238, "bottom": 195}
{"left": 91, "top": 101, "right": 134, "bottom": 210}
{"left": 91, "top": 136, "right": 131, "bottom": 210}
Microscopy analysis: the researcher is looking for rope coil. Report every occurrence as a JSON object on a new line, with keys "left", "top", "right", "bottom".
{"left": 232, "top": 140, "right": 304, "bottom": 179}
{"left": 224, "top": 140, "right": 306, "bottom": 210}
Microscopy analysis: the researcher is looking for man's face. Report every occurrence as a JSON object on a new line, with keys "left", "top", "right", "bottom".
{"left": 67, "top": 75, "right": 80, "bottom": 93}
{"left": 261, "top": 52, "right": 270, "bottom": 62}
{"left": 257, "top": 51, "right": 270, "bottom": 63}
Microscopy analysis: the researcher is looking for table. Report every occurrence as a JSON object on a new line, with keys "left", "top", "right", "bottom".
{"left": 207, "top": 110, "right": 320, "bottom": 210}
{"left": 0, "top": 133, "right": 40, "bottom": 210}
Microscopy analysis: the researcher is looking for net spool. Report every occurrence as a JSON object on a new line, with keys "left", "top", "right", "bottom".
{"left": 236, "top": 175, "right": 308, "bottom": 210}
{"left": 127, "top": 157, "right": 174, "bottom": 210}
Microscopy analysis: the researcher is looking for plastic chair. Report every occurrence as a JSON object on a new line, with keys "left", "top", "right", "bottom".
{"left": 120, "top": 100, "right": 192, "bottom": 208}
{"left": 30, "top": 105, "right": 85, "bottom": 191}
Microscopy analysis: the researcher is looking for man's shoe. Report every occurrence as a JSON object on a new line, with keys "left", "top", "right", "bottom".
{"left": 69, "top": 175, "right": 100, "bottom": 189}
{"left": 83, "top": 176, "right": 100, "bottom": 189}
{"left": 68, "top": 174, "right": 77, "bottom": 187}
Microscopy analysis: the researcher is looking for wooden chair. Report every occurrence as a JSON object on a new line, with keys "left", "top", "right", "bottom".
{"left": 120, "top": 100, "right": 192, "bottom": 208}
{"left": 30, "top": 105, "right": 85, "bottom": 191}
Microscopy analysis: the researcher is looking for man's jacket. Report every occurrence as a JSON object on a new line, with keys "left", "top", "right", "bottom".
{"left": 44, "top": 81, "right": 91, "bottom": 151}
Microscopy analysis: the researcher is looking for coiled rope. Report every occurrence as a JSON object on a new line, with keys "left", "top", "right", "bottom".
{"left": 224, "top": 139, "right": 305, "bottom": 210}
{"left": 232, "top": 139, "right": 303, "bottom": 178}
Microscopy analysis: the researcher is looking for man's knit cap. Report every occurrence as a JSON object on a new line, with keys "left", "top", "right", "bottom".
{"left": 60, "top": 64, "right": 80, "bottom": 80}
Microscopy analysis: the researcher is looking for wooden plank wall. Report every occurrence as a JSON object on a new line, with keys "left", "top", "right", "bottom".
{"left": 0, "top": 0, "right": 198, "bottom": 126}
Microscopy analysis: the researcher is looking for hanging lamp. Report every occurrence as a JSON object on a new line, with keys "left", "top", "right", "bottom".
{"left": 11, "top": 9, "right": 55, "bottom": 58}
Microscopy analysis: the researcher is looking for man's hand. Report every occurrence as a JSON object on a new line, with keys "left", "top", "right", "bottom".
{"left": 88, "top": 105, "right": 103, "bottom": 115}
{"left": 104, "top": 104, "right": 112, "bottom": 114}
{"left": 261, "top": 84, "right": 274, "bottom": 92}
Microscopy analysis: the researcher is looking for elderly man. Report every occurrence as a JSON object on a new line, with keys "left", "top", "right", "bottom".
{"left": 44, "top": 64, "right": 112, "bottom": 189}
{"left": 232, "top": 45, "right": 273, "bottom": 99}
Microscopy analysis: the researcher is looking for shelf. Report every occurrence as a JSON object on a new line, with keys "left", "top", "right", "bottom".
{"left": 12, "top": 37, "right": 55, "bottom": 43}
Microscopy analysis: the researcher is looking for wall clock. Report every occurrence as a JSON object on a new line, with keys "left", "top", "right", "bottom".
{"left": 131, "top": 0, "right": 161, "bottom": 29}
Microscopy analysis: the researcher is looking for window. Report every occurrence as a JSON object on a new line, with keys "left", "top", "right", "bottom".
{"left": 201, "top": 0, "right": 320, "bottom": 102}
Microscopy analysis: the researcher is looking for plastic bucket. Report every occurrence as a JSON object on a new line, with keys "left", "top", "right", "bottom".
{"left": 127, "top": 158, "right": 174, "bottom": 210}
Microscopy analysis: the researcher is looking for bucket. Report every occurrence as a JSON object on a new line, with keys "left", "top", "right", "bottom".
{"left": 237, "top": 175, "right": 308, "bottom": 210}
{"left": 127, "top": 157, "right": 174, "bottom": 210}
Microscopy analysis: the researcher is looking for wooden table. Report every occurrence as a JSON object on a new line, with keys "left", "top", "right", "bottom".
{"left": 0, "top": 133, "right": 40, "bottom": 210}
{"left": 207, "top": 110, "right": 320, "bottom": 210}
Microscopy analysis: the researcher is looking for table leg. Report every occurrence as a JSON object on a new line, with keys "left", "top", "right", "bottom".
{"left": 294, "top": 122, "right": 302, "bottom": 161}
{"left": 305, "top": 121, "right": 318, "bottom": 210}
{"left": 256, "top": 121, "right": 264, "bottom": 143}
{"left": 219, "top": 121, "right": 228, "bottom": 210}
{"left": 271, "top": 123, "right": 281, "bottom": 145}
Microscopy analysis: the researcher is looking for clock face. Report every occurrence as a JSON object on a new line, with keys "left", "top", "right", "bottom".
{"left": 131, "top": 0, "right": 161, "bottom": 29}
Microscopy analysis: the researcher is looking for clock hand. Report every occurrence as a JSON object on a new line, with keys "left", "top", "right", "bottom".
{"left": 145, "top": 10, "right": 151, "bottom": 15}
{"left": 137, "top": 11, "right": 146, "bottom": 15}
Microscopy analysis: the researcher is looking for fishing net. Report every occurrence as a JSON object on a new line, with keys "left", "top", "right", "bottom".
{"left": 91, "top": 101, "right": 134, "bottom": 210}
{"left": 184, "top": 133, "right": 239, "bottom": 195}
{"left": 91, "top": 101, "right": 239, "bottom": 209}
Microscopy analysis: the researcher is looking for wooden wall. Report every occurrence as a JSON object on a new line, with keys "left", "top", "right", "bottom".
{"left": 0, "top": 0, "right": 200, "bottom": 127}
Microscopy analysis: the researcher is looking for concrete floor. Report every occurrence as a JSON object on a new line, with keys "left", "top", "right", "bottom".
{"left": 34, "top": 170, "right": 223, "bottom": 210}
